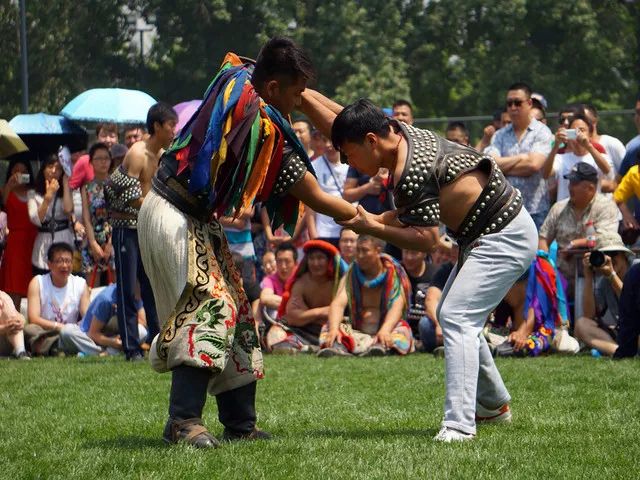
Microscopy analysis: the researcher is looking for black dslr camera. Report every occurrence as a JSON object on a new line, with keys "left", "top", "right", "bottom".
{"left": 589, "top": 250, "right": 606, "bottom": 268}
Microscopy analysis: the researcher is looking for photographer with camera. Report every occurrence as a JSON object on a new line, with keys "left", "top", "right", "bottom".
{"left": 574, "top": 232, "right": 638, "bottom": 356}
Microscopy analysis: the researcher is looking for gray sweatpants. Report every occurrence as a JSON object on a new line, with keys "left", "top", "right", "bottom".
{"left": 437, "top": 209, "right": 537, "bottom": 435}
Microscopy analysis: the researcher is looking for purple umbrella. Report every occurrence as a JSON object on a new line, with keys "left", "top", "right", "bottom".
{"left": 174, "top": 100, "right": 202, "bottom": 132}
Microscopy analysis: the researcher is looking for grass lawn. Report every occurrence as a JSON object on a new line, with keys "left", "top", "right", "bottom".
{"left": 1, "top": 354, "right": 639, "bottom": 479}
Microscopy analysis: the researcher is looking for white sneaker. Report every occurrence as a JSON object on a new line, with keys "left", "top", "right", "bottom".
{"left": 433, "top": 426, "right": 475, "bottom": 443}
{"left": 552, "top": 328, "right": 580, "bottom": 354}
{"left": 476, "top": 403, "right": 512, "bottom": 423}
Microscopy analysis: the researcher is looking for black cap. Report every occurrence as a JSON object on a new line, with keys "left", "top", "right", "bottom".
{"left": 563, "top": 162, "right": 598, "bottom": 184}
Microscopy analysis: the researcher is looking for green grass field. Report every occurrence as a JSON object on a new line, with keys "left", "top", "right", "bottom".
{"left": 1, "top": 355, "right": 639, "bottom": 480}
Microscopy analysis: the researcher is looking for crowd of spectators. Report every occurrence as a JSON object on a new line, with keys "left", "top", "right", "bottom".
{"left": 2, "top": 86, "right": 640, "bottom": 361}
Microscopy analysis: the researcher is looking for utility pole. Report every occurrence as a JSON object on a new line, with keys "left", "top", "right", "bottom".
{"left": 19, "top": 0, "right": 28, "bottom": 112}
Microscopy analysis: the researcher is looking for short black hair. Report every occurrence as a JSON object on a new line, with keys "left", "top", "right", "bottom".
{"left": 493, "top": 107, "right": 507, "bottom": 122}
{"left": 531, "top": 98, "right": 546, "bottom": 116}
{"left": 275, "top": 241, "right": 298, "bottom": 261}
{"left": 124, "top": 124, "right": 144, "bottom": 134}
{"left": 392, "top": 99, "right": 413, "bottom": 112}
{"left": 292, "top": 118, "right": 313, "bottom": 131}
{"left": 47, "top": 242, "right": 74, "bottom": 262}
{"left": 446, "top": 121, "right": 469, "bottom": 138}
{"left": 507, "top": 82, "right": 532, "bottom": 98}
{"left": 584, "top": 103, "right": 598, "bottom": 119}
{"left": 332, "top": 98, "right": 391, "bottom": 150}
{"left": 357, "top": 234, "right": 385, "bottom": 250}
{"left": 89, "top": 142, "right": 113, "bottom": 170}
{"left": 252, "top": 36, "right": 314, "bottom": 88}
{"left": 147, "top": 102, "right": 178, "bottom": 134}
{"left": 559, "top": 103, "right": 586, "bottom": 117}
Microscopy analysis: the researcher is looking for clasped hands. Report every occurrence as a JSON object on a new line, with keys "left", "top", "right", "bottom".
{"left": 338, "top": 205, "right": 381, "bottom": 234}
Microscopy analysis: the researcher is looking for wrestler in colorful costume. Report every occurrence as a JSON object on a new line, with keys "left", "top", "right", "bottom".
{"left": 265, "top": 239, "right": 347, "bottom": 352}
{"left": 138, "top": 38, "right": 357, "bottom": 447}
{"left": 319, "top": 251, "right": 414, "bottom": 356}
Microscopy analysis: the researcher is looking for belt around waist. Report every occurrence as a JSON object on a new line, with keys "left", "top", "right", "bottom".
{"left": 152, "top": 173, "right": 211, "bottom": 223}
{"left": 38, "top": 221, "right": 69, "bottom": 233}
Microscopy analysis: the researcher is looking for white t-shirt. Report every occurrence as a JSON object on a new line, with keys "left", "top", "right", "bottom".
{"left": 311, "top": 156, "right": 349, "bottom": 239}
{"left": 598, "top": 135, "right": 626, "bottom": 173}
{"left": 552, "top": 151, "right": 613, "bottom": 202}
{"left": 37, "top": 274, "right": 86, "bottom": 324}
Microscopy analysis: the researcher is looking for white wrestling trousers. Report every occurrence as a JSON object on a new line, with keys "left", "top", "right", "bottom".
{"left": 437, "top": 208, "right": 537, "bottom": 435}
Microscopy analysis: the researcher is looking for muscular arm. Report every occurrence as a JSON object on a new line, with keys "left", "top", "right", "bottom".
{"left": 359, "top": 212, "right": 440, "bottom": 252}
{"left": 121, "top": 147, "right": 146, "bottom": 209}
{"left": 343, "top": 177, "right": 374, "bottom": 203}
{"left": 88, "top": 318, "right": 120, "bottom": 349}
{"left": 289, "top": 172, "right": 357, "bottom": 222}
{"left": 299, "top": 90, "right": 343, "bottom": 140}
{"left": 542, "top": 145, "right": 560, "bottom": 179}
{"left": 285, "top": 279, "right": 329, "bottom": 327}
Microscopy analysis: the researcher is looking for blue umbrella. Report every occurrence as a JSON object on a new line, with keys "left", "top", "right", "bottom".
{"left": 61, "top": 88, "right": 157, "bottom": 124}
{"left": 9, "top": 113, "right": 87, "bottom": 156}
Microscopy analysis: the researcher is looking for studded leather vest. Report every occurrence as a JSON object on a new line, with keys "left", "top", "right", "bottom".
{"left": 392, "top": 122, "right": 523, "bottom": 254}
{"left": 104, "top": 165, "right": 143, "bottom": 229}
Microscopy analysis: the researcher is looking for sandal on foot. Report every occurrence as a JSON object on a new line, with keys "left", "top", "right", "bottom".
{"left": 163, "top": 417, "right": 220, "bottom": 448}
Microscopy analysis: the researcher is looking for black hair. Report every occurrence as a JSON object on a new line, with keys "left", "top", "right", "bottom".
{"left": 331, "top": 98, "right": 391, "bottom": 149}
{"left": 584, "top": 103, "right": 599, "bottom": 119}
{"left": 252, "top": 36, "right": 315, "bottom": 88}
{"left": 35, "top": 154, "right": 63, "bottom": 198}
{"left": 89, "top": 142, "right": 114, "bottom": 170}
{"left": 569, "top": 112, "right": 594, "bottom": 133}
{"left": 5, "top": 158, "right": 34, "bottom": 186}
{"left": 357, "top": 234, "right": 385, "bottom": 250}
{"left": 339, "top": 227, "right": 357, "bottom": 239}
{"left": 446, "top": 121, "right": 469, "bottom": 138}
{"left": 47, "top": 242, "right": 74, "bottom": 261}
{"left": 124, "top": 124, "right": 144, "bottom": 134}
{"left": 293, "top": 118, "right": 313, "bottom": 131}
{"left": 559, "top": 103, "right": 586, "bottom": 117}
{"left": 147, "top": 102, "right": 178, "bottom": 135}
{"left": 492, "top": 107, "right": 507, "bottom": 122}
{"left": 507, "top": 82, "right": 532, "bottom": 98}
{"left": 392, "top": 99, "right": 413, "bottom": 112}
{"left": 275, "top": 241, "right": 298, "bottom": 262}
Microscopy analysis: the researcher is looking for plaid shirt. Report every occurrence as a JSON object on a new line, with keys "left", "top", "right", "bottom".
{"left": 485, "top": 118, "right": 553, "bottom": 214}
{"left": 539, "top": 193, "right": 619, "bottom": 281}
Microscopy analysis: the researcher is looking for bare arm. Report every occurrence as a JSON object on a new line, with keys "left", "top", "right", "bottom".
{"left": 582, "top": 254, "right": 597, "bottom": 319}
{"left": 259, "top": 287, "right": 282, "bottom": 310}
{"left": 88, "top": 318, "right": 121, "bottom": 349}
{"left": 543, "top": 144, "right": 560, "bottom": 179}
{"left": 289, "top": 172, "right": 357, "bottom": 222}
{"left": 538, "top": 236, "right": 549, "bottom": 252}
{"left": 326, "top": 278, "right": 349, "bottom": 335}
{"left": 305, "top": 207, "right": 318, "bottom": 239}
{"left": 27, "top": 278, "right": 60, "bottom": 331}
{"left": 122, "top": 147, "right": 146, "bottom": 208}
{"left": 284, "top": 279, "right": 329, "bottom": 327}
{"left": 299, "top": 90, "right": 341, "bottom": 140}
{"left": 424, "top": 286, "right": 442, "bottom": 326}
{"left": 81, "top": 186, "right": 97, "bottom": 245}
{"left": 495, "top": 152, "right": 547, "bottom": 177}
{"left": 378, "top": 293, "right": 405, "bottom": 335}
{"left": 62, "top": 175, "right": 73, "bottom": 214}
{"left": 79, "top": 284, "right": 90, "bottom": 319}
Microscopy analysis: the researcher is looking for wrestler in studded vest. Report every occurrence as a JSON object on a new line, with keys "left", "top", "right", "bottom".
{"left": 392, "top": 122, "right": 523, "bottom": 261}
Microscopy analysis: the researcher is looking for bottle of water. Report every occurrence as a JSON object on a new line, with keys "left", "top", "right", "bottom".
{"left": 586, "top": 220, "right": 596, "bottom": 249}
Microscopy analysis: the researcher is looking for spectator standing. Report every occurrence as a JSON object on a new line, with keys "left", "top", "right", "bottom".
{"left": 27, "top": 155, "right": 75, "bottom": 275}
{"left": 392, "top": 99, "right": 414, "bottom": 125}
{"left": 485, "top": 82, "right": 554, "bottom": 229}
{"left": 293, "top": 119, "right": 315, "bottom": 158}
{"left": 0, "top": 159, "right": 37, "bottom": 309}
{"left": 445, "top": 121, "right": 470, "bottom": 146}
{"left": 105, "top": 103, "right": 177, "bottom": 361}
{"left": 308, "top": 134, "right": 349, "bottom": 247}
{"left": 123, "top": 125, "right": 144, "bottom": 149}
{"left": 81, "top": 143, "right": 114, "bottom": 285}
{"left": 543, "top": 114, "right": 613, "bottom": 202}
{"left": 584, "top": 104, "right": 626, "bottom": 173}
{"left": 401, "top": 248, "right": 434, "bottom": 340}
{"left": 475, "top": 107, "right": 510, "bottom": 152}
{"left": 110, "top": 144, "right": 128, "bottom": 170}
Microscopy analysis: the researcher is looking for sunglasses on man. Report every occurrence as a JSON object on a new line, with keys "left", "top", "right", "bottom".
{"left": 506, "top": 99, "right": 524, "bottom": 108}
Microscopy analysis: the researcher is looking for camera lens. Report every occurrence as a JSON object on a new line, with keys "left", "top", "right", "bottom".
{"left": 589, "top": 250, "right": 605, "bottom": 268}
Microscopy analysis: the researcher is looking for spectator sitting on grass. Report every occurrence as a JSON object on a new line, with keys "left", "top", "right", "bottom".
{"left": 574, "top": 232, "right": 639, "bottom": 357}
{"left": 401, "top": 248, "right": 434, "bottom": 342}
{"left": 538, "top": 162, "right": 619, "bottom": 296}
{"left": 318, "top": 235, "right": 414, "bottom": 357}
{"left": 259, "top": 242, "right": 297, "bottom": 320}
{"left": 265, "top": 240, "right": 347, "bottom": 353}
{"left": 419, "top": 240, "right": 459, "bottom": 354}
{"left": 338, "top": 228, "right": 358, "bottom": 264}
{"left": 24, "top": 242, "right": 90, "bottom": 356}
{"left": 78, "top": 284, "right": 147, "bottom": 356}
{"left": 0, "top": 290, "right": 30, "bottom": 359}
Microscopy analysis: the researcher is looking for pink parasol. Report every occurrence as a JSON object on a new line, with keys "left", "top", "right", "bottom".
{"left": 173, "top": 100, "right": 202, "bottom": 132}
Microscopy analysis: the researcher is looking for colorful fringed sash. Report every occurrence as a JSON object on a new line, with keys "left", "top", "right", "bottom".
{"left": 167, "top": 52, "right": 314, "bottom": 234}
{"left": 346, "top": 253, "right": 411, "bottom": 331}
